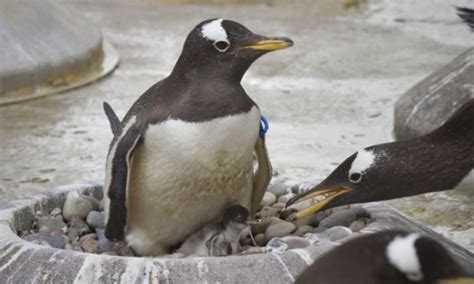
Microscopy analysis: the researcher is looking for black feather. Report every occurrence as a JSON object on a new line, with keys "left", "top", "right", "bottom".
{"left": 103, "top": 102, "right": 122, "bottom": 136}
{"left": 457, "top": 6, "right": 474, "bottom": 31}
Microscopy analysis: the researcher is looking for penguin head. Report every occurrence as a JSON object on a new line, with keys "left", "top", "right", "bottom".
{"left": 172, "top": 18, "right": 293, "bottom": 82}
{"left": 222, "top": 204, "right": 249, "bottom": 226}
{"left": 295, "top": 230, "right": 472, "bottom": 284}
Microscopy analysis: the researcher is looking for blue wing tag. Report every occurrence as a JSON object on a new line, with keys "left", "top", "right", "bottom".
{"left": 259, "top": 115, "right": 269, "bottom": 137}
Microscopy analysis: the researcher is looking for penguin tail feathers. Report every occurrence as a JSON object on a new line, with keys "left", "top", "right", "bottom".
{"left": 103, "top": 102, "right": 122, "bottom": 136}
{"left": 457, "top": 6, "right": 474, "bottom": 31}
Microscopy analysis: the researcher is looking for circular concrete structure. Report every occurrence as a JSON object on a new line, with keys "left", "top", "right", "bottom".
{"left": 0, "top": 184, "right": 472, "bottom": 282}
{"left": 0, "top": 1, "right": 119, "bottom": 105}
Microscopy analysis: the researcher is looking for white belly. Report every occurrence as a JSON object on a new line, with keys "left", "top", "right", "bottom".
{"left": 126, "top": 106, "right": 260, "bottom": 255}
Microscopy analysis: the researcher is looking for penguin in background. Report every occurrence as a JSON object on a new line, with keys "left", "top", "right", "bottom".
{"left": 287, "top": 100, "right": 473, "bottom": 219}
{"left": 102, "top": 19, "right": 293, "bottom": 255}
{"left": 295, "top": 230, "right": 474, "bottom": 284}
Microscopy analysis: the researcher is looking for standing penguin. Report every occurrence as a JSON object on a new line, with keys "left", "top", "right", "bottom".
{"left": 103, "top": 19, "right": 293, "bottom": 255}
{"left": 295, "top": 230, "right": 473, "bottom": 284}
{"left": 287, "top": 99, "right": 473, "bottom": 219}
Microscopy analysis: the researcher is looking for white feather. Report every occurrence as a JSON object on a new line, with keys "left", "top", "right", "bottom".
{"left": 386, "top": 233, "right": 424, "bottom": 281}
{"left": 349, "top": 148, "right": 377, "bottom": 175}
{"left": 201, "top": 19, "right": 227, "bottom": 42}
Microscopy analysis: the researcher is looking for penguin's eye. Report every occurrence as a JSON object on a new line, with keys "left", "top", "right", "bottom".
{"left": 349, "top": 172, "right": 362, "bottom": 183}
{"left": 214, "top": 40, "right": 230, "bottom": 52}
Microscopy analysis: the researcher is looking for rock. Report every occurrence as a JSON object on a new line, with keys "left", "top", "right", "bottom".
{"left": 261, "top": 192, "right": 277, "bottom": 207}
{"left": 63, "top": 191, "right": 93, "bottom": 221}
{"left": 258, "top": 206, "right": 281, "bottom": 219}
{"left": 294, "top": 225, "right": 313, "bottom": 236}
{"left": 82, "top": 195, "right": 101, "bottom": 211}
{"left": 80, "top": 233, "right": 100, "bottom": 253}
{"left": 65, "top": 243, "right": 74, "bottom": 250}
{"left": 241, "top": 246, "right": 266, "bottom": 255}
{"left": 23, "top": 233, "right": 67, "bottom": 249}
{"left": 267, "top": 182, "right": 288, "bottom": 197}
{"left": 349, "top": 220, "right": 366, "bottom": 232}
{"left": 115, "top": 243, "right": 135, "bottom": 256}
{"left": 304, "top": 233, "right": 320, "bottom": 244}
{"left": 50, "top": 207, "right": 62, "bottom": 216}
{"left": 277, "top": 193, "right": 295, "bottom": 204}
{"left": 266, "top": 238, "right": 288, "bottom": 253}
{"left": 86, "top": 211, "right": 105, "bottom": 229}
{"left": 36, "top": 216, "right": 67, "bottom": 234}
{"left": 280, "top": 236, "right": 310, "bottom": 249}
{"left": 328, "top": 205, "right": 351, "bottom": 215}
{"left": 68, "top": 217, "right": 90, "bottom": 240}
{"left": 394, "top": 47, "right": 474, "bottom": 140}
{"left": 272, "top": 203, "right": 286, "bottom": 210}
{"left": 280, "top": 208, "right": 297, "bottom": 220}
{"left": 71, "top": 240, "right": 83, "bottom": 252}
{"left": 265, "top": 221, "right": 296, "bottom": 242}
{"left": 317, "top": 206, "right": 369, "bottom": 230}
{"left": 324, "top": 226, "right": 352, "bottom": 242}
{"left": 254, "top": 233, "right": 266, "bottom": 247}
{"left": 310, "top": 211, "right": 330, "bottom": 227}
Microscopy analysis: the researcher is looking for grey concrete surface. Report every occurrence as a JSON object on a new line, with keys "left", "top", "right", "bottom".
{"left": 0, "top": 0, "right": 473, "bottom": 250}
{"left": 0, "top": 184, "right": 472, "bottom": 283}
{"left": 0, "top": 1, "right": 118, "bottom": 104}
{"left": 394, "top": 47, "right": 474, "bottom": 140}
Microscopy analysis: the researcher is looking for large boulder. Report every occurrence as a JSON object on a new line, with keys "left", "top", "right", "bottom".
{"left": 394, "top": 48, "right": 474, "bottom": 140}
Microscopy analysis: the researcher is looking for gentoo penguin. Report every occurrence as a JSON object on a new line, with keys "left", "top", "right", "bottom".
{"left": 176, "top": 204, "right": 249, "bottom": 257}
{"left": 457, "top": 7, "right": 474, "bottom": 31}
{"left": 287, "top": 99, "right": 474, "bottom": 219}
{"left": 102, "top": 19, "right": 293, "bottom": 255}
{"left": 295, "top": 230, "right": 473, "bottom": 284}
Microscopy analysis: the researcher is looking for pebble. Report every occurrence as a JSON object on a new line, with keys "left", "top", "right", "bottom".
{"left": 277, "top": 193, "right": 295, "bottom": 204}
{"left": 323, "top": 226, "right": 352, "bottom": 242}
{"left": 50, "top": 208, "right": 62, "bottom": 216}
{"left": 258, "top": 206, "right": 281, "bottom": 219}
{"left": 254, "top": 233, "right": 266, "bottom": 247}
{"left": 272, "top": 203, "right": 286, "bottom": 210}
{"left": 266, "top": 238, "right": 288, "bottom": 253}
{"left": 241, "top": 246, "right": 266, "bottom": 255}
{"left": 318, "top": 207, "right": 369, "bottom": 230}
{"left": 23, "top": 233, "right": 67, "bottom": 249}
{"left": 280, "top": 236, "right": 310, "bottom": 249}
{"left": 267, "top": 182, "right": 288, "bottom": 197}
{"left": 80, "top": 233, "right": 100, "bottom": 254}
{"left": 280, "top": 208, "right": 297, "bottom": 220}
{"left": 68, "top": 217, "right": 91, "bottom": 240}
{"left": 36, "top": 216, "right": 67, "bottom": 235}
{"left": 261, "top": 192, "right": 277, "bottom": 207}
{"left": 349, "top": 220, "right": 366, "bottom": 232}
{"left": 82, "top": 195, "right": 101, "bottom": 211}
{"left": 294, "top": 225, "right": 314, "bottom": 236}
{"left": 86, "top": 211, "right": 105, "bottom": 229}
{"left": 63, "top": 191, "right": 93, "bottom": 221}
{"left": 265, "top": 221, "right": 296, "bottom": 242}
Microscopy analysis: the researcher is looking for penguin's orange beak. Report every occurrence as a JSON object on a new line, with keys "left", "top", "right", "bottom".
{"left": 286, "top": 187, "right": 351, "bottom": 219}
{"left": 242, "top": 37, "right": 294, "bottom": 51}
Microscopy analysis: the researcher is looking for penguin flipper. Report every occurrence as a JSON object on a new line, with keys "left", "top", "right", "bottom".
{"left": 457, "top": 7, "right": 474, "bottom": 31}
{"left": 251, "top": 136, "right": 273, "bottom": 215}
{"left": 103, "top": 102, "right": 122, "bottom": 136}
{"left": 104, "top": 124, "right": 141, "bottom": 241}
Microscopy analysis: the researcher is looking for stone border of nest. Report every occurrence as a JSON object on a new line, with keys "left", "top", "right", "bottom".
{"left": 0, "top": 183, "right": 472, "bottom": 283}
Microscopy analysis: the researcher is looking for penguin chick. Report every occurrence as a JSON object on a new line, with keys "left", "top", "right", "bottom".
{"left": 296, "top": 230, "right": 473, "bottom": 284}
{"left": 176, "top": 205, "right": 249, "bottom": 257}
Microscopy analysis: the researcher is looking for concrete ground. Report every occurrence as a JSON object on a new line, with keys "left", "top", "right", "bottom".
{"left": 0, "top": 0, "right": 473, "bottom": 250}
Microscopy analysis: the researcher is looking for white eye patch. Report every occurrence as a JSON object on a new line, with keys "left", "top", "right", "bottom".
{"left": 386, "top": 233, "right": 424, "bottom": 281}
{"left": 349, "top": 149, "right": 376, "bottom": 176}
{"left": 201, "top": 19, "right": 228, "bottom": 42}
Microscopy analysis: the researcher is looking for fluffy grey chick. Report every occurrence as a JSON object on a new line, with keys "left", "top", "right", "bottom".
{"left": 177, "top": 205, "right": 249, "bottom": 257}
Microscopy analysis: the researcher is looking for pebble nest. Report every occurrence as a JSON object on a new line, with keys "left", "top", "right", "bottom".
{"left": 18, "top": 182, "right": 372, "bottom": 257}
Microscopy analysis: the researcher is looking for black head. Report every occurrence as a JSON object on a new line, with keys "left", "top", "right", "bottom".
{"left": 222, "top": 204, "right": 249, "bottom": 225}
{"left": 295, "top": 230, "right": 471, "bottom": 284}
{"left": 171, "top": 19, "right": 293, "bottom": 83}
{"left": 287, "top": 100, "right": 474, "bottom": 219}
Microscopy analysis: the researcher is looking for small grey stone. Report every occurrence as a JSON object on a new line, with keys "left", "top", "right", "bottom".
{"left": 82, "top": 195, "right": 101, "bottom": 211}
{"left": 272, "top": 203, "right": 286, "bottom": 210}
{"left": 266, "top": 238, "right": 288, "bottom": 253}
{"left": 294, "top": 225, "right": 313, "bottom": 236}
{"left": 265, "top": 221, "right": 296, "bottom": 242}
{"left": 324, "top": 226, "right": 352, "bottom": 242}
{"left": 261, "top": 192, "right": 277, "bottom": 207}
{"left": 304, "top": 233, "right": 320, "bottom": 244}
{"left": 23, "top": 233, "right": 67, "bottom": 249}
{"left": 254, "top": 233, "right": 266, "bottom": 247}
{"left": 80, "top": 233, "right": 100, "bottom": 253}
{"left": 258, "top": 206, "right": 281, "bottom": 219}
{"left": 36, "top": 216, "right": 67, "bottom": 234}
{"left": 310, "top": 211, "right": 330, "bottom": 226}
{"left": 267, "top": 182, "right": 289, "bottom": 197}
{"left": 251, "top": 219, "right": 272, "bottom": 235}
{"left": 318, "top": 206, "right": 369, "bottom": 230}
{"left": 68, "top": 217, "right": 90, "bottom": 240}
{"left": 277, "top": 193, "right": 295, "bottom": 204}
{"left": 86, "top": 211, "right": 105, "bottom": 229}
{"left": 84, "top": 186, "right": 103, "bottom": 200}
{"left": 63, "top": 191, "right": 93, "bottom": 221}
{"left": 241, "top": 246, "right": 266, "bottom": 255}
{"left": 328, "top": 205, "right": 351, "bottom": 215}
{"left": 280, "top": 208, "right": 297, "bottom": 220}
{"left": 280, "top": 236, "right": 310, "bottom": 249}
{"left": 50, "top": 207, "right": 62, "bottom": 216}
{"left": 349, "top": 220, "right": 366, "bottom": 232}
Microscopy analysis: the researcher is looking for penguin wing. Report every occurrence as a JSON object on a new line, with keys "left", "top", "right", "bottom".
{"left": 251, "top": 136, "right": 273, "bottom": 214}
{"left": 104, "top": 122, "right": 142, "bottom": 241}
{"left": 103, "top": 102, "right": 122, "bottom": 136}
